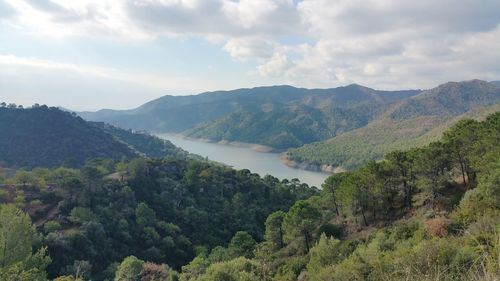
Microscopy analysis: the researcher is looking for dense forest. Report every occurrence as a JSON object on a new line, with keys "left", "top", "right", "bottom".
{"left": 0, "top": 157, "right": 317, "bottom": 280}
{"left": 0, "top": 105, "right": 190, "bottom": 168}
{"left": 0, "top": 109, "right": 498, "bottom": 280}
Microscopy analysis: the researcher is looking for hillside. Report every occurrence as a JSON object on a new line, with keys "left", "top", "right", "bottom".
{"left": 80, "top": 85, "right": 420, "bottom": 148}
{"left": 91, "top": 122, "right": 189, "bottom": 159}
{"left": 173, "top": 110, "right": 500, "bottom": 281}
{"left": 0, "top": 157, "right": 318, "bottom": 280}
{"left": 287, "top": 80, "right": 500, "bottom": 169}
{"left": 0, "top": 105, "right": 189, "bottom": 168}
{"left": 3, "top": 111, "right": 498, "bottom": 281}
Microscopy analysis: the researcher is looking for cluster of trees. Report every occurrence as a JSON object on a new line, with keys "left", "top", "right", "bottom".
{"left": 0, "top": 157, "right": 317, "bottom": 280}
{"left": 175, "top": 111, "right": 500, "bottom": 280}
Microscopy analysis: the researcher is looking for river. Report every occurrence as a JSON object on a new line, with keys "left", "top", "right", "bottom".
{"left": 157, "top": 134, "right": 330, "bottom": 188}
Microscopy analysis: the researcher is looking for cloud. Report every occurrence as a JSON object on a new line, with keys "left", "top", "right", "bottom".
{"left": 1, "top": 0, "right": 500, "bottom": 90}
{"left": 223, "top": 37, "right": 276, "bottom": 60}
{"left": 257, "top": 52, "right": 291, "bottom": 77}
{"left": 0, "top": 54, "right": 221, "bottom": 109}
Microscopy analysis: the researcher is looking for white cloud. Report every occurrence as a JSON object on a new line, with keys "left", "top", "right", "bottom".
{"left": 1, "top": 0, "right": 500, "bottom": 90}
{"left": 257, "top": 52, "right": 291, "bottom": 77}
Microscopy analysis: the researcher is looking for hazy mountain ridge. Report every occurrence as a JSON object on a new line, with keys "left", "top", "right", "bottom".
{"left": 79, "top": 84, "right": 421, "bottom": 148}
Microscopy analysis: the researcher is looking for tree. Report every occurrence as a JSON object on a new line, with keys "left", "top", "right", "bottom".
{"left": 283, "top": 200, "right": 321, "bottom": 252}
{"left": 443, "top": 119, "right": 481, "bottom": 188}
{"left": 386, "top": 150, "right": 415, "bottom": 208}
{"left": 14, "top": 170, "right": 36, "bottom": 187}
{"left": 322, "top": 173, "right": 348, "bottom": 216}
{"left": 115, "top": 256, "right": 144, "bottom": 281}
{"left": 0, "top": 205, "right": 37, "bottom": 267}
{"left": 264, "top": 211, "right": 285, "bottom": 250}
{"left": 228, "top": 231, "right": 257, "bottom": 258}
{"left": 135, "top": 203, "right": 156, "bottom": 228}
{"left": 306, "top": 233, "right": 341, "bottom": 281}
{"left": 336, "top": 171, "right": 371, "bottom": 226}
{"left": 0, "top": 206, "right": 51, "bottom": 280}
{"left": 413, "top": 142, "right": 452, "bottom": 206}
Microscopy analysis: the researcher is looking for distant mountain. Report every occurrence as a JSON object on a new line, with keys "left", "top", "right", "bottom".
{"left": 0, "top": 106, "right": 188, "bottom": 168}
{"left": 80, "top": 84, "right": 420, "bottom": 149}
{"left": 287, "top": 80, "right": 500, "bottom": 169}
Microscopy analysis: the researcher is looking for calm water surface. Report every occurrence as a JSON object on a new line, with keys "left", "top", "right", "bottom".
{"left": 158, "top": 134, "right": 330, "bottom": 188}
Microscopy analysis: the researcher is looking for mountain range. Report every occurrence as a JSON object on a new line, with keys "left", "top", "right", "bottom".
{"left": 79, "top": 79, "right": 500, "bottom": 170}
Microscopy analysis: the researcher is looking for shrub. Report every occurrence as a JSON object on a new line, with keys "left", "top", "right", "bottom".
{"left": 44, "top": 220, "right": 62, "bottom": 233}
{"left": 425, "top": 217, "right": 451, "bottom": 237}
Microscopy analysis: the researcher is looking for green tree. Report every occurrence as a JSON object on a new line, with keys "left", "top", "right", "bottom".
{"left": 135, "top": 203, "right": 156, "bottom": 228}
{"left": 264, "top": 211, "right": 285, "bottom": 250}
{"left": 283, "top": 200, "right": 321, "bottom": 252}
{"left": 443, "top": 119, "right": 481, "bottom": 188}
{"left": 306, "top": 233, "right": 341, "bottom": 281}
{"left": 228, "top": 231, "right": 257, "bottom": 258}
{"left": 386, "top": 150, "right": 415, "bottom": 208}
{"left": 114, "top": 256, "right": 144, "bottom": 281}
{"left": 0, "top": 205, "right": 37, "bottom": 267}
{"left": 0, "top": 206, "right": 50, "bottom": 281}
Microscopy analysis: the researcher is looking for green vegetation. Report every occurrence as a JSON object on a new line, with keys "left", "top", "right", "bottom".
{"left": 92, "top": 122, "right": 189, "bottom": 159}
{"left": 0, "top": 103, "right": 498, "bottom": 280}
{"left": 0, "top": 105, "right": 190, "bottom": 168}
{"left": 288, "top": 80, "right": 500, "bottom": 169}
{"left": 0, "top": 158, "right": 317, "bottom": 280}
{"left": 185, "top": 103, "right": 386, "bottom": 149}
{"left": 175, "top": 110, "right": 500, "bottom": 281}
{"left": 82, "top": 80, "right": 499, "bottom": 167}
{"left": 80, "top": 84, "right": 420, "bottom": 149}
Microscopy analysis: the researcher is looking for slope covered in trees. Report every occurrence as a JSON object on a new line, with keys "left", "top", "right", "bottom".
{"left": 0, "top": 105, "right": 189, "bottom": 168}
{"left": 80, "top": 84, "right": 420, "bottom": 149}
{"left": 0, "top": 158, "right": 317, "bottom": 280}
{"left": 287, "top": 80, "right": 500, "bottom": 169}
{"left": 0, "top": 111, "right": 498, "bottom": 280}
{"left": 175, "top": 110, "right": 500, "bottom": 281}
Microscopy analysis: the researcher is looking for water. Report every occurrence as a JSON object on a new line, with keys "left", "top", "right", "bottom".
{"left": 158, "top": 134, "right": 330, "bottom": 188}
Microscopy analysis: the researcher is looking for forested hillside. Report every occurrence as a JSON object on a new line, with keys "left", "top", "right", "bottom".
{"left": 80, "top": 84, "right": 420, "bottom": 149}
{"left": 174, "top": 110, "right": 500, "bottom": 281}
{"left": 0, "top": 105, "right": 189, "bottom": 168}
{"left": 81, "top": 80, "right": 499, "bottom": 167}
{"left": 0, "top": 158, "right": 317, "bottom": 280}
{"left": 287, "top": 80, "right": 500, "bottom": 169}
{"left": 0, "top": 111, "right": 497, "bottom": 281}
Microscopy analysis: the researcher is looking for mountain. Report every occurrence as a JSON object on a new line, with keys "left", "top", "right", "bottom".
{"left": 287, "top": 80, "right": 500, "bottom": 169}
{"left": 0, "top": 105, "right": 188, "bottom": 168}
{"left": 80, "top": 84, "right": 421, "bottom": 149}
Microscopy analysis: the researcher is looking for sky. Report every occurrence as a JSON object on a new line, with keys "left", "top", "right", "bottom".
{"left": 0, "top": 0, "right": 499, "bottom": 110}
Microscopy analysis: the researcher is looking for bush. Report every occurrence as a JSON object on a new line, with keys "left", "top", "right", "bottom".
{"left": 425, "top": 217, "right": 451, "bottom": 237}
{"left": 44, "top": 221, "right": 62, "bottom": 233}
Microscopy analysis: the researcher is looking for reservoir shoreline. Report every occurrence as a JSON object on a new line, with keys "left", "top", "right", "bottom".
{"left": 157, "top": 133, "right": 330, "bottom": 187}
